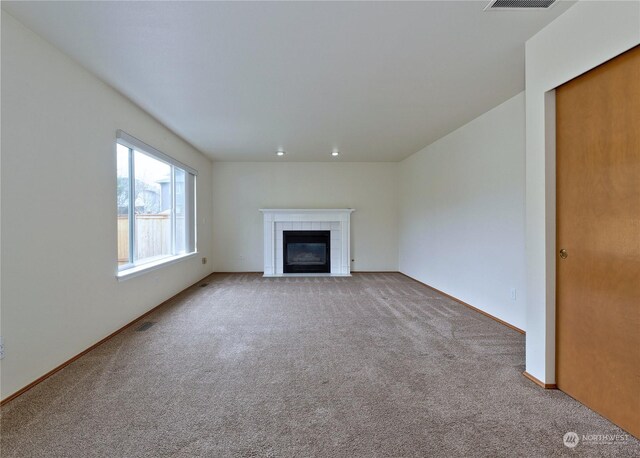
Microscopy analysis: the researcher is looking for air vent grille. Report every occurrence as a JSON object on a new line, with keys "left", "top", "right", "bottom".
{"left": 488, "top": 0, "right": 556, "bottom": 9}
{"left": 135, "top": 321, "right": 155, "bottom": 332}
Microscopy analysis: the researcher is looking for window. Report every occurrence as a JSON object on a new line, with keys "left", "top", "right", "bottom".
{"left": 116, "top": 131, "right": 196, "bottom": 276}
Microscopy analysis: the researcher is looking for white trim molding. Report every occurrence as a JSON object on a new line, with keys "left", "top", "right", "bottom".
{"left": 259, "top": 209, "right": 355, "bottom": 277}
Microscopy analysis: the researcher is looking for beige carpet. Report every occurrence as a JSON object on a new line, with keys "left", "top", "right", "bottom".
{"left": 1, "top": 273, "right": 638, "bottom": 457}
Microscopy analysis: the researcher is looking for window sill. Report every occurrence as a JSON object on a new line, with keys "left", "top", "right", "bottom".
{"left": 116, "top": 252, "right": 198, "bottom": 281}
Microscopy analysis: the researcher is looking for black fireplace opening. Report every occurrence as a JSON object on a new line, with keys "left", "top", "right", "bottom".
{"left": 283, "top": 231, "right": 330, "bottom": 273}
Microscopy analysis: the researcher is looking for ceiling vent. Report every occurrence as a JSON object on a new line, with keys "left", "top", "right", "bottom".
{"left": 485, "top": 0, "right": 556, "bottom": 10}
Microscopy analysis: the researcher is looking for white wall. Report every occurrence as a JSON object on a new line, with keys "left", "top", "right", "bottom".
{"left": 0, "top": 12, "right": 214, "bottom": 399}
{"left": 211, "top": 162, "right": 398, "bottom": 272}
{"left": 399, "top": 93, "right": 526, "bottom": 331}
{"left": 524, "top": 0, "right": 640, "bottom": 384}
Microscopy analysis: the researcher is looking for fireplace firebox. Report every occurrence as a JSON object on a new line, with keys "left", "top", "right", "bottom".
{"left": 283, "top": 231, "right": 330, "bottom": 273}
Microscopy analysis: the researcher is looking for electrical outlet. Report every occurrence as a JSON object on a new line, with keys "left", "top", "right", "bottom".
{"left": 510, "top": 288, "right": 517, "bottom": 301}
{"left": 0, "top": 336, "right": 4, "bottom": 360}
{"left": 202, "top": 257, "right": 207, "bottom": 265}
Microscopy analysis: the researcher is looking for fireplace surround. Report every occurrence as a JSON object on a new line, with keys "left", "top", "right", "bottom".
{"left": 260, "top": 209, "right": 354, "bottom": 276}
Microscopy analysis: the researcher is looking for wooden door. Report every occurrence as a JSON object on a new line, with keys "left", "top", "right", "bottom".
{"left": 556, "top": 45, "right": 640, "bottom": 438}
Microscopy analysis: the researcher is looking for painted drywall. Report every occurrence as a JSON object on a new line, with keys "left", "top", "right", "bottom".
{"left": 211, "top": 162, "right": 398, "bottom": 272}
{"left": 0, "top": 12, "right": 214, "bottom": 399}
{"left": 399, "top": 93, "right": 526, "bottom": 331}
{"left": 524, "top": 0, "right": 640, "bottom": 384}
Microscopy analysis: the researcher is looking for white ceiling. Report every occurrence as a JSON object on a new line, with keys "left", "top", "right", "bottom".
{"left": 3, "top": 1, "right": 574, "bottom": 162}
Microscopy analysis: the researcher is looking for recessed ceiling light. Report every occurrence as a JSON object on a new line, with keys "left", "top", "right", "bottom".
{"left": 331, "top": 149, "right": 339, "bottom": 157}
{"left": 276, "top": 149, "right": 285, "bottom": 156}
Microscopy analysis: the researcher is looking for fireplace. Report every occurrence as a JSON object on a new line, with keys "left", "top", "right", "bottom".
{"left": 260, "top": 209, "right": 354, "bottom": 276}
{"left": 283, "top": 231, "right": 330, "bottom": 273}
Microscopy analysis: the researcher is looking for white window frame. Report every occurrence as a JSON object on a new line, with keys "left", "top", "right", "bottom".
{"left": 116, "top": 130, "right": 197, "bottom": 279}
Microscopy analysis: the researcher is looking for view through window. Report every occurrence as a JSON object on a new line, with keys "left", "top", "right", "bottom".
{"left": 116, "top": 132, "right": 196, "bottom": 273}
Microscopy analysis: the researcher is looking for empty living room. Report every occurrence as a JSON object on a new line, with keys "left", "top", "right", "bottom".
{"left": 1, "top": 1, "right": 639, "bottom": 456}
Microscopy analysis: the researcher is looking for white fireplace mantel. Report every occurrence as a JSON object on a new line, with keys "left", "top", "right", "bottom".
{"left": 260, "top": 209, "right": 355, "bottom": 277}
